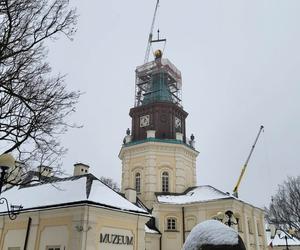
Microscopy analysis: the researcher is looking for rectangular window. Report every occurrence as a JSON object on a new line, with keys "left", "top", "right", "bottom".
{"left": 162, "top": 172, "right": 169, "bottom": 192}
{"left": 135, "top": 173, "right": 141, "bottom": 193}
{"left": 167, "top": 218, "right": 176, "bottom": 230}
{"left": 8, "top": 248, "right": 21, "bottom": 250}
{"left": 46, "top": 246, "right": 61, "bottom": 250}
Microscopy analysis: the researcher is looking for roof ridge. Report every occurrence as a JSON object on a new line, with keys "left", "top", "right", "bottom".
{"left": 19, "top": 173, "right": 98, "bottom": 189}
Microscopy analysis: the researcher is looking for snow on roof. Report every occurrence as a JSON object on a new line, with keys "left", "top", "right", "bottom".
{"left": 183, "top": 220, "right": 238, "bottom": 250}
{"left": 157, "top": 185, "right": 233, "bottom": 205}
{"left": 1, "top": 174, "right": 148, "bottom": 215}
{"left": 266, "top": 230, "right": 300, "bottom": 246}
{"left": 145, "top": 225, "right": 159, "bottom": 234}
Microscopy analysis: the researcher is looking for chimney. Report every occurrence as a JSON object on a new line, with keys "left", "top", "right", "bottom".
{"left": 38, "top": 165, "right": 53, "bottom": 177}
{"left": 73, "top": 163, "right": 89, "bottom": 176}
{"left": 124, "top": 188, "right": 137, "bottom": 203}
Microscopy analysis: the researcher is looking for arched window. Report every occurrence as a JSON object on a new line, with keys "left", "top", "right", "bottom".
{"left": 135, "top": 172, "right": 141, "bottom": 193}
{"left": 162, "top": 171, "right": 169, "bottom": 192}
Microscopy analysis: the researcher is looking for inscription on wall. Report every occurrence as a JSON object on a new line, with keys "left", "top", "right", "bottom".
{"left": 99, "top": 227, "right": 134, "bottom": 250}
{"left": 100, "top": 234, "right": 133, "bottom": 245}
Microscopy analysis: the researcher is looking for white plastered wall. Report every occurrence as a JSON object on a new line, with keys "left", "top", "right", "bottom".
{"left": 39, "top": 225, "right": 69, "bottom": 250}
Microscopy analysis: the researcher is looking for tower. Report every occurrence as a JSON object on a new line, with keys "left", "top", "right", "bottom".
{"left": 119, "top": 51, "right": 199, "bottom": 208}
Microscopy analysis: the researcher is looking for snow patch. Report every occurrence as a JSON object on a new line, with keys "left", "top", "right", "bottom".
{"left": 158, "top": 186, "right": 232, "bottom": 205}
{"left": 145, "top": 225, "right": 159, "bottom": 234}
{"left": 183, "top": 220, "right": 238, "bottom": 250}
{"left": 268, "top": 231, "right": 300, "bottom": 246}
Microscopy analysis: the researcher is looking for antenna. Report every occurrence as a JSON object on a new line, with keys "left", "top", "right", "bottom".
{"left": 144, "top": 0, "right": 167, "bottom": 63}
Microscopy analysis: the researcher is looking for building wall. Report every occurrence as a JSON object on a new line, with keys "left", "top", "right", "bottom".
{"left": 119, "top": 141, "right": 198, "bottom": 208}
{"left": 0, "top": 204, "right": 149, "bottom": 250}
{"left": 145, "top": 233, "right": 160, "bottom": 250}
{"left": 152, "top": 199, "right": 268, "bottom": 250}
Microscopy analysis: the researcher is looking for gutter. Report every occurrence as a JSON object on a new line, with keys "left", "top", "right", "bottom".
{"left": 159, "top": 234, "right": 162, "bottom": 250}
{"left": 182, "top": 207, "right": 185, "bottom": 243}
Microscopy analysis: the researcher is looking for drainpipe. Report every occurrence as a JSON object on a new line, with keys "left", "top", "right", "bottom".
{"left": 24, "top": 217, "right": 32, "bottom": 250}
{"left": 159, "top": 234, "right": 162, "bottom": 250}
{"left": 84, "top": 206, "right": 89, "bottom": 250}
{"left": 182, "top": 207, "right": 185, "bottom": 244}
{"left": 136, "top": 215, "right": 139, "bottom": 250}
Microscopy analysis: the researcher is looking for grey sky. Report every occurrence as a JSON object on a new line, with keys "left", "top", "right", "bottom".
{"left": 47, "top": 0, "right": 300, "bottom": 208}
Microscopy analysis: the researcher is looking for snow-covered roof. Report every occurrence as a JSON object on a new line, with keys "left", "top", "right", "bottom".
{"left": 157, "top": 185, "right": 234, "bottom": 205}
{"left": 183, "top": 220, "right": 239, "bottom": 250}
{"left": 266, "top": 230, "right": 300, "bottom": 246}
{"left": 1, "top": 174, "right": 149, "bottom": 215}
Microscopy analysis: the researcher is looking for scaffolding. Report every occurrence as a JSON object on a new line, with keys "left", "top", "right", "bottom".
{"left": 134, "top": 58, "right": 182, "bottom": 107}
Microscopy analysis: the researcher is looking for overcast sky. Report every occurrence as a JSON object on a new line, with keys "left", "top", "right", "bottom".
{"left": 47, "top": 0, "right": 300, "bottom": 208}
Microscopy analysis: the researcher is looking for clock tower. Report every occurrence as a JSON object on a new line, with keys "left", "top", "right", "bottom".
{"left": 119, "top": 50, "right": 199, "bottom": 208}
{"left": 129, "top": 50, "right": 188, "bottom": 143}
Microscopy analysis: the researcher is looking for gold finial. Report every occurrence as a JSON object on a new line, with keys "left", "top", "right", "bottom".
{"left": 154, "top": 49, "right": 163, "bottom": 59}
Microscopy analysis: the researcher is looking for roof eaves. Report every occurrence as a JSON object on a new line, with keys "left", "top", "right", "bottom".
{"left": 0, "top": 200, "right": 150, "bottom": 217}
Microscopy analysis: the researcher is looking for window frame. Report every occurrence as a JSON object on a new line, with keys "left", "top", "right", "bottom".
{"left": 135, "top": 172, "right": 141, "bottom": 193}
{"left": 162, "top": 171, "right": 169, "bottom": 192}
{"left": 166, "top": 217, "right": 177, "bottom": 231}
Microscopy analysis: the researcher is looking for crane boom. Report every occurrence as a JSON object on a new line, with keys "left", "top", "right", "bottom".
{"left": 233, "top": 125, "right": 264, "bottom": 198}
{"left": 144, "top": 0, "right": 160, "bottom": 63}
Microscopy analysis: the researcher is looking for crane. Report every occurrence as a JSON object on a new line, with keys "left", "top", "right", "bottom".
{"left": 144, "top": 0, "right": 166, "bottom": 63}
{"left": 232, "top": 125, "right": 264, "bottom": 198}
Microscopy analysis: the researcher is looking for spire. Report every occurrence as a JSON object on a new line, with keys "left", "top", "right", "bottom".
{"left": 144, "top": 0, "right": 166, "bottom": 63}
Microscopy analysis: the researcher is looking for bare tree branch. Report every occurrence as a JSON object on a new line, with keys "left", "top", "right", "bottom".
{"left": 0, "top": 0, "right": 79, "bottom": 181}
{"left": 266, "top": 176, "right": 300, "bottom": 239}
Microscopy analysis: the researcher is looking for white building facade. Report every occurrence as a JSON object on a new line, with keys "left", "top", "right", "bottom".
{"left": 0, "top": 51, "right": 268, "bottom": 250}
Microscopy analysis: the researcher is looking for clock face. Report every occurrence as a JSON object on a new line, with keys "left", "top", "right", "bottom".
{"left": 175, "top": 117, "right": 181, "bottom": 129}
{"left": 140, "top": 115, "right": 150, "bottom": 127}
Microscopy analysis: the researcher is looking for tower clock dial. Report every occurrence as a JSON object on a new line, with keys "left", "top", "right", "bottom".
{"left": 175, "top": 117, "right": 182, "bottom": 129}
{"left": 140, "top": 115, "right": 150, "bottom": 127}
